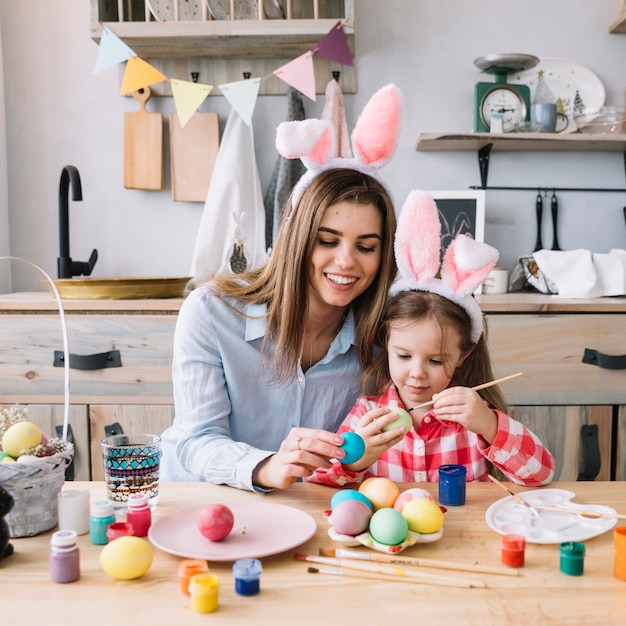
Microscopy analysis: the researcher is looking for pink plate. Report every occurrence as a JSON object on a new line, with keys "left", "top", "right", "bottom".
{"left": 148, "top": 502, "right": 317, "bottom": 561}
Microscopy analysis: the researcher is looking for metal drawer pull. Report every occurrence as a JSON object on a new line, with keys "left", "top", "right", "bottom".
{"left": 582, "top": 348, "right": 626, "bottom": 370}
{"left": 577, "top": 424, "right": 601, "bottom": 481}
{"left": 53, "top": 349, "right": 122, "bottom": 370}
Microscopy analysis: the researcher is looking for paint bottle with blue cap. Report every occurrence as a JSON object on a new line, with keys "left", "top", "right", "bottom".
{"left": 232, "top": 558, "right": 263, "bottom": 595}
{"left": 438, "top": 464, "right": 467, "bottom": 506}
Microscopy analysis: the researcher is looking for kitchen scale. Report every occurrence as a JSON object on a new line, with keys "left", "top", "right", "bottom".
{"left": 474, "top": 53, "right": 539, "bottom": 132}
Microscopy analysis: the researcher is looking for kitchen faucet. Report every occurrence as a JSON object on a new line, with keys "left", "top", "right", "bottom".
{"left": 57, "top": 165, "right": 98, "bottom": 279}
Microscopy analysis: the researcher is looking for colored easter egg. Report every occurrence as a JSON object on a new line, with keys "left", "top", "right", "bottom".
{"left": 198, "top": 504, "right": 235, "bottom": 541}
{"left": 368, "top": 507, "right": 409, "bottom": 546}
{"left": 339, "top": 432, "right": 365, "bottom": 465}
{"left": 2, "top": 421, "right": 41, "bottom": 458}
{"left": 100, "top": 536, "right": 153, "bottom": 580}
{"left": 330, "top": 489, "right": 373, "bottom": 511}
{"left": 393, "top": 488, "right": 434, "bottom": 512}
{"left": 358, "top": 477, "right": 400, "bottom": 511}
{"left": 401, "top": 498, "right": 445, "bottom": 534}
{"left": 381, "top": 407, "right": 413, "bottom": 433}
{"left": 330, "top": 499, "right": 373, "bottom": 536}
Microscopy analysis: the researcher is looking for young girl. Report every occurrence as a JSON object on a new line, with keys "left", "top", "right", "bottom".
{"left": 307, "top": 190, "right": 555, "bottom": 487}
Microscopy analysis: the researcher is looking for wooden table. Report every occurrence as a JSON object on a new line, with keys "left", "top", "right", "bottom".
{"left": 2, "top": 482, "right": 625, "bottom": 625}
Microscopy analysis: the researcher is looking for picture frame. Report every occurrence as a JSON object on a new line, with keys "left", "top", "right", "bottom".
{"left": 428, "top": 189, "right": 487, "bottom": 293}
{"left": 428, "top": 189, "right": 486, "bottom": 250}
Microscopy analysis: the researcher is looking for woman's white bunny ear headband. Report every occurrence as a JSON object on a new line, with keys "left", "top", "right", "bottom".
{"left": 389, "top": 190, "right": 499, "bottom": 344}
{"left": 275, "top": 83, "right": 404, "bottom": 207}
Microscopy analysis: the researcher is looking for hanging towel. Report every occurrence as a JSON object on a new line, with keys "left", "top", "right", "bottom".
{"left": 188, "top": 108, "right": 268, "bottom": 289}
{"left": 533, "top": 248, "right": 626, "bottom": 298}
{"left": 321, "top": 77, "right": 352, "bottom": 159}
{"left": 263, "top": 87, "right": 307, "bottom": 250}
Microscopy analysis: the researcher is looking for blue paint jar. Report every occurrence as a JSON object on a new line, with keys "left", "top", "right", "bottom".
{"left": 232, "top": 558, "right": 262, "bottom": 596}
{"left": 89, "top": 500, "right": 116, "bottom": 545}
{"left": 438, "top": 464, "right": 467, "bottom": 506}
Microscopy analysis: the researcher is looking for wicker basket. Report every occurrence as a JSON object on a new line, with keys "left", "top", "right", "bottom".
{"left": 0, "top": 258, "right": 75, "bottom": 537}
{"left": 0, "top": 445, "right": 74, "bottom": 537}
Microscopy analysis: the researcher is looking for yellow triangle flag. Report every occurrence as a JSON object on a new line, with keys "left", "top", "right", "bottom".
{"left": 170, "top": 79, "right": 214, "bottom": 128}
{"left": 120, "top": 57, "right": 167, "bottom": 95}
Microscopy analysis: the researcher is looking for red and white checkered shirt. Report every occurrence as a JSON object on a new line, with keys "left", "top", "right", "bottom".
{"left": 307, "top": 384, "right": 555, "bottom": 488}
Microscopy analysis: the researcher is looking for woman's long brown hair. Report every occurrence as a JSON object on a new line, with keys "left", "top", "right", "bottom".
{"left": 211, "top": 168, "right": 398, "bottom": 381}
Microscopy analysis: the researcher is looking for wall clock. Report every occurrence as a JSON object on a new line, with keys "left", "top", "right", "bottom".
{"left": 474, "top": 54, "right": 539, "bottom": 133}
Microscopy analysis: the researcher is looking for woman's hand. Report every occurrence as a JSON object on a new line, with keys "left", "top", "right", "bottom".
{"left": 252, "top": 427, "right": 346, "bottom": 490}
{"left": 431, "top": 387, "right": 498, "bottom": 443}
{"left": 343, "top": 407, "right": 408, "bottom": 472}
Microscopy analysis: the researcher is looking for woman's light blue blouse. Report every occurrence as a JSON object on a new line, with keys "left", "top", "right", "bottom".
{"left": 160, "top": 285, "right": 362, "bottom": 492}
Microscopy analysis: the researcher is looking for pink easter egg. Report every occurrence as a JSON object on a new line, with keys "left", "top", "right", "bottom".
{"left": 393, "top": 487, "right": 434, "bottom": 512}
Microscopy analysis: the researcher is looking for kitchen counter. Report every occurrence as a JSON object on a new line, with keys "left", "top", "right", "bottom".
{"left": 2, "top": 481, "right": 625, "bottom": 625}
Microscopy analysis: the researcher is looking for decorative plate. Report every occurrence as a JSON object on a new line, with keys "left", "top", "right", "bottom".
{"left": 205, "top": 0, "right": 259, "bottom": 20}
{"left": 327, "top": 526, "right": 443, "bottom": 554}
{"left": 485, "top": 488, "right": 617, "bottom": 544}
{"left": 509, "top": 58, "right": 606, "bottom": 133}
{"left": 149, "top": 502, "right": 317, "bottom": 561}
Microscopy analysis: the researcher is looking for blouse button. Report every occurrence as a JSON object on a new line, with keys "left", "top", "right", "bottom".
{"left": 423, "top": 416, "right": 431, "bottom": 424}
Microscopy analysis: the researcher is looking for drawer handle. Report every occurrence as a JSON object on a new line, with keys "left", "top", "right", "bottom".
{"left": 577, "top": 424, "right": 601, "bottom": 481}
{"left": 582, "top": 348, "right": 626, "bottom": 370}
{"left": 53, "top": 349, "right": 122, "bottom": 370}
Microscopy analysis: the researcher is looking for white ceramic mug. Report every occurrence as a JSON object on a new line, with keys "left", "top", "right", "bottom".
{"left": 531, "top": 103, "right": 569, "bottom": 133}
{"left": 483, "top": 267, "right": 509, "bottom": 294}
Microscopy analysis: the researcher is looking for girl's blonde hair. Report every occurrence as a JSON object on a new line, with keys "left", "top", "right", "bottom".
{"left": 362, "top": 290, "right": 508, "bottom": 413}
{"left": 211, "top": 168, "right": 398, "bottom": 381}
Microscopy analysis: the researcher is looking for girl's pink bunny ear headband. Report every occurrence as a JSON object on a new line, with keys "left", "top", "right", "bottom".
{"left": 275, "top": 83, "right": 404, "bottom": 207}
{"left": 389, "top": 190, "right": 499, "bottom": 344}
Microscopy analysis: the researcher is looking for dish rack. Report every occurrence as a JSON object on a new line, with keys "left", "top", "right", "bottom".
{"left": 0, "top": 258, "right": 73, "bottom": 537}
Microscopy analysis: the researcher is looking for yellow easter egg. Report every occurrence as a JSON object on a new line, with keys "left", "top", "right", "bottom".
{"left": 401, "top": 498, "right": 444, "bottom": 534}
{"left": 2, "top": 421, "right": 41, "bottom": 458}
{"left": 100, "top": 536, "right": 153, "bottom": 580}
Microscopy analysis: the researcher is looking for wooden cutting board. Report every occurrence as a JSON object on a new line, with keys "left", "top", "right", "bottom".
{"left": 124, "top": 87, "right": 163, "bottom": 190}
{"left": 169, "top": 111, "right": 220, "bottom": 202}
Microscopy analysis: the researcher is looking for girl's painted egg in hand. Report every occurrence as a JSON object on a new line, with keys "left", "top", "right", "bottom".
{"left": 381, "top": 407, "right": 412, "bottom": 433}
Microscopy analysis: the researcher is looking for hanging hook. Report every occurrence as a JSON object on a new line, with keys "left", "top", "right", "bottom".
{"left": 551, "top": 188, "right": 561, "bottom": 251}
{"left": 243, "top": 72, "right": 251, "bottom": 80}
{"left": 332, "top": 70, "right": 341, "bottom": 82}
{"left": 534, "top": 189, "right": 543, "bottom": 252}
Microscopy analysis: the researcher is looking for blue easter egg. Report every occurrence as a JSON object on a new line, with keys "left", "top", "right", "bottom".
{"left": 339, "top": 432, "right": 365, "bottom": 465}
{"left": 330, "top": 489, "right": 373, "bottom": 511}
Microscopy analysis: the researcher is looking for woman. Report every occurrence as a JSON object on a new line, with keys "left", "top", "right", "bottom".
{"left": 160, "top": 167, "right": 398, "bottom": 491}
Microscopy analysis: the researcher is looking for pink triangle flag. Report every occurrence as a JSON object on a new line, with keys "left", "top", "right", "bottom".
{"left": 93, "top": 25, "right": 137, "bottom": 74}
{"left": 315, "top": 21, "right": 354, "bottom": 67}
{"left": 273, "top": 51, "right": 316, "bottom": 102}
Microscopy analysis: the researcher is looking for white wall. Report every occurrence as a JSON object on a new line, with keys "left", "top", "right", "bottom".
{"left": 1, "top": 0, "right": 625, "bottom": 291}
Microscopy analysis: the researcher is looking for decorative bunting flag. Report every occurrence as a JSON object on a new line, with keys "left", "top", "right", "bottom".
{"left": 273, "top": 51, "right": 316, "bottom": 102}
{"left": 93, "top": 26, "right": 137, "bottom": 74}
{"left": 218, "top": 77, "right": 261, "bottom": 126}
{"left": 120, "top": 57, "right": 167, "bottom": 95}
{"left": 315, "top": 21, "right": 354, "bottom": 67}
{"left": 171, "top": 79, "right": 214, "bottom": 127}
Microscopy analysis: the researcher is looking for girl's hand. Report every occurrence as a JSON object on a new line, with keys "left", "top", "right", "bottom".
{"left": 431, "top": 387, "right": 498, "bottom": 443}
{"left": 343, "top": 407, "right": 408, "bottom": 472}
{"left": 252, "top": 427, "right": 346, "bottom": 490}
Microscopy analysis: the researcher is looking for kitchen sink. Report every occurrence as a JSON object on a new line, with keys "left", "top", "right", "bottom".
{"left": 50, "top": 277, "right": 190, "bottom": 300}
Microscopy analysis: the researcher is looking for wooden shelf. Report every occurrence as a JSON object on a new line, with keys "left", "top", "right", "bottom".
{"left": 609, "top": 12, "right": 626, "bottom": 33}
{"left": 90, "top": 19, "right": 354, "bottom": 59}
{"left": 416, "top": 132, "right": 626, "bottom": 153}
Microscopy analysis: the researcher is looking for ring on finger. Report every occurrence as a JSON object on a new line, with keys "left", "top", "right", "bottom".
{"left": 294, "top": 436, "right": 302, "bottom": 451}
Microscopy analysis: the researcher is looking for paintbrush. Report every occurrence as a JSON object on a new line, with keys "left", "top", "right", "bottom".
{"left": 407, "top": 372, "right": 523, "bottom": 412}
{"left": 307, "top": 566, "right": 465, "bottom": 587}
{"left": 295, "top": 553, "right": 486, "bottom": 589}
{"left": 319, "top": 547, "right": 519, "bottom": 577}
{"left": 488, "top": 474, "right": 540, "bottom": 517}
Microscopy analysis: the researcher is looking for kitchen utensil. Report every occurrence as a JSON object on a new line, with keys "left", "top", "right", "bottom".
{"left": 169, "top": 111, "right": 220, "bottom": 202}
{"left": 407, "top": 372, "right": 523, "bottom": 412}
{"left": 124, "top": 88, "right": 163, "bottom": 190}
{"left": 573, "top": 106, "right": 626, "bottom": 134}
{"left": 473, "top": 54, "right": 539, "bottom": 133}
{"left": 551, "top": 191, "right": 561, "bottom": 250}
{"left": 534, "top": 191, "right": 543, "bottom": 251}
